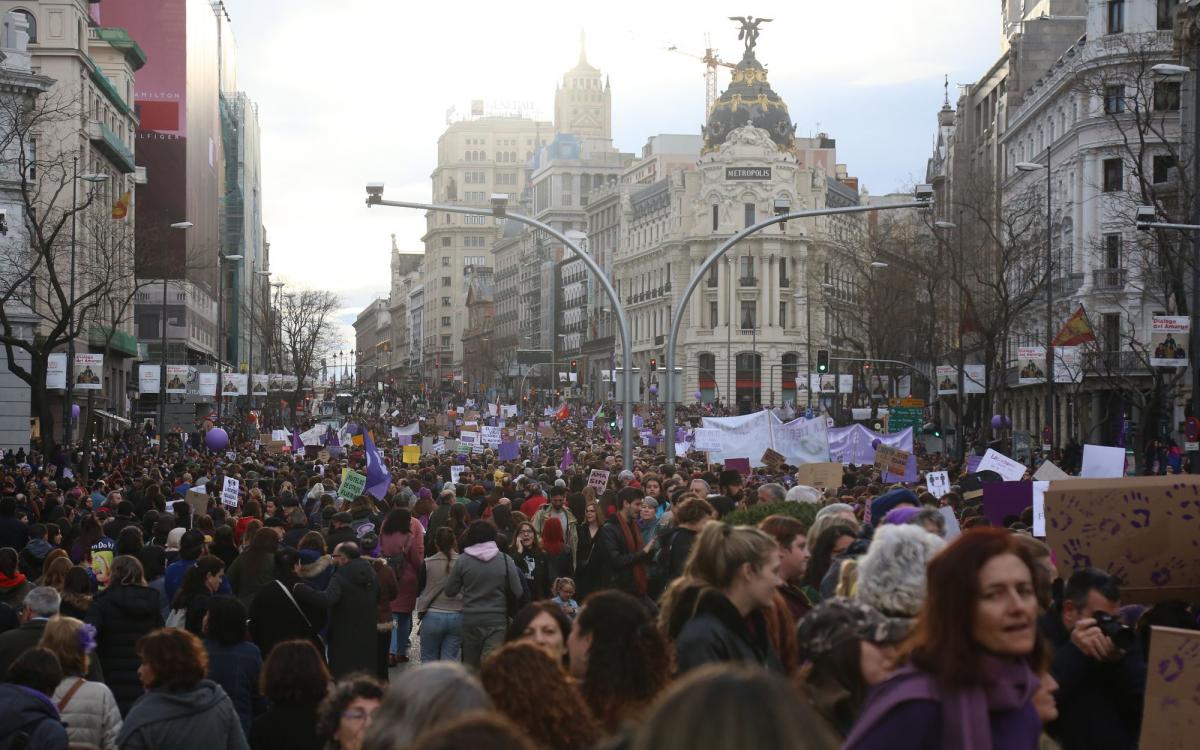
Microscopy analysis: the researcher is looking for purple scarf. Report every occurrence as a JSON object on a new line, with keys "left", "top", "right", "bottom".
{"left": 844, "top": 656, "right": 1040, "bottom": 750}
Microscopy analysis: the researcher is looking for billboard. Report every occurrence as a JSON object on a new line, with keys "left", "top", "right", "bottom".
{"left": 1150, "top": 316, "right": 1189, "bottom": 368}
{"left": 166, "top": 365, "right": 189, "bottom": 394}
{"left": 74, "top": 354, "right": 103, "bottom": 391}
{"left": 1017, "top": 347, "right": 1047, "bottom": 384}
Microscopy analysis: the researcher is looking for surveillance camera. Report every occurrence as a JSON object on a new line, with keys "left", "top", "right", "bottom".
{"left": 1135, "top": 205, "right": 1156, "bottom": 229}
{"left": 365, "top": 182, "right": 384, "bottom": 196}
{"left": 914, "top": 184, "right": 934, "bottom": 202}
{"left": 773, "top": 198, "right": 791, "bottom": 215}
{"left": 490, "top": 193, "right": 509, "bottom": 219}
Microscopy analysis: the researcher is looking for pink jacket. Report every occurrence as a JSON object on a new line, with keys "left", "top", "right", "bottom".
{"left": 380, "top": 520, "right": 425, "bottom": 613}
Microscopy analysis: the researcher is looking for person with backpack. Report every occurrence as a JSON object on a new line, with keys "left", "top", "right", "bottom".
{"left": 649, "top": 497, "right": 716, "bottom": 600}
{"left": 379, "top": 508, "right": 423, "bottom": 666}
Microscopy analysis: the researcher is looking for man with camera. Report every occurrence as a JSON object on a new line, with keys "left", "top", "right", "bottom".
{"left": 1039, "top": 568, "right": 1146, "bottom": 750}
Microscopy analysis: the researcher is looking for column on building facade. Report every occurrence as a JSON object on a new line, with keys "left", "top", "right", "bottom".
{"left": 758, "top": 253, "right": 769, "bottom": 329}
{"left": 690, "top": 255, "right": 702, "bottom": 328}
{"left": 766, "top": 253, "right": 777, "bottom": 327}
{"left": 717, "top": 255, "right": 728, "bottom": 326}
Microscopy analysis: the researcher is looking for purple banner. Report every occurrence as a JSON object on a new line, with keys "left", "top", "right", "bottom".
{"left": 981, "top": 481, "right": 1033, "bottom": 526}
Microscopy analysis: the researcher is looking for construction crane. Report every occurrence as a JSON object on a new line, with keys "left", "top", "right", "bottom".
{"left": 666, "top": 33, "right": 736, "bottom": 119}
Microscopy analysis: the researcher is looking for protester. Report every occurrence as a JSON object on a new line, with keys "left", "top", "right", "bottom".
{"left": 0, "top": 647, "right": 69, "bottom": 749}
{"left": 0, "top": 586, "right": 61, "bottom": 678}
{"left": 117, "top": 628, "right": 248, "bottom": 749}
{"left": 293, "top": 541, "right": 379, "bottom": 678}
{"left": 362, "top": 662, "right": 492, "bottom": 750}
{"left": 415, "top": 526, "right": 462, "bottom": 663}
{"left": 506, "top": 601, "right": 571, "bottom": 664}
{"left": 480, "top": 642, "right": 602, "bottom": 750}
{"left": 87, "top": 555, "right": 165, "bottom": 714}
{"left": 247, "top": 640, "right": 330, "bottom": 750}
{"left": 169, "top": 554, "right": 225, "bottom": 635}
{"left": 593, "top": 487, "right": 654, "bottom": 601}
{"left": 758, "top": 514, "right": 813, "bottom": 620}
{"left": 407, "top": 710, "right": 536, "bottom": 750}
{"left": 315, "top": 674, "right": 383, "bottom": 750}
{"left": 39, "top": 615, "right": 123, "bottom": 750}
{"left": 227, "top": 527, "right": 279, "bottom": 609}
{"left": 573, "top": 500, "right": 605, "bottom": 599}
{"left": 854, "top": 524, "right": 944, "bottom": 628}
{"left": 366, "top": 550, "right": 400, "bottom": 680}
{"left": 379, "top": 508, "right": 423, "bottom": 666}
{"left": 203, "top": 596, "right": 264, "bottom": 737}
{"left": 0, "top": 546, "right": 32, "bottom": 611}
{"left": 444, "top": 521, "right": 524, "bottom": 669}
{"left": 512, "top": 521, "right": 551, "bottom": 600}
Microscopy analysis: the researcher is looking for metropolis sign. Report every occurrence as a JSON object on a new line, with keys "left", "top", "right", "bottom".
{"left": 725, "top": 166, "right": 772, "bottom": 180}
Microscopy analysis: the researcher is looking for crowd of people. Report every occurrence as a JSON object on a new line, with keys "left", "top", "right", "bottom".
{"left": 0, "top": 400, "right": 1192, "bottom": 750}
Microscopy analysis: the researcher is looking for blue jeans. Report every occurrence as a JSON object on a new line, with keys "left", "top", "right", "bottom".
{"left": 390, "top": 611, "right": 413, "bottom": 658}
{"left": 419, "top": 611, "right": 463, "bottom": 663}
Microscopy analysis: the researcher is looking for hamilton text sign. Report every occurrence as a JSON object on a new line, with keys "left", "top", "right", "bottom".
{"left": 725, "top": 166, "right": 771, "bottom": 180}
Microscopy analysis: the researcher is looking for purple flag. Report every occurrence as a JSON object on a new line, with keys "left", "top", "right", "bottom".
{"left": 560, "top": 447, "right": 574, "bottom": 470}
{"left": 498, "top": 440, "right": 520, "bottom": 461}
{"left": 291, "top": 428, "right": 303, "bottom": 454}
{"left": 362, "top": 430, "right": 391, "bottom": 500}
{"left": 327, "top": 426, "right": 342, "bottom": 457}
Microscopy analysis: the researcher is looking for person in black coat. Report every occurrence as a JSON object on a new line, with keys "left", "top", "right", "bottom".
{"left": 512, "top": 522, "right": 551, "bottom": 600}
{"left": 292, "top": 541, "right": 378, "bottom": 678}
{"left": 248, "top": 548, "right": 326, "bottom": 660}
{"left": 86, "top": 555, "right": 165, "bottom": 715}
{"left": 593, "top": 488, "right": 653, "bottom": 599}
{"left": 247, "top": 639, "right": 330, "bottom": 750}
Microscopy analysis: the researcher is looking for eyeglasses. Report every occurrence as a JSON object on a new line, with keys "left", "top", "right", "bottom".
{"left": 341, "top": 708, "right": 374, "bottom": 722}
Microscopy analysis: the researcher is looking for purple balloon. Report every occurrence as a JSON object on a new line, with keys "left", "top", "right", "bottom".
{"left": 991, "top": 414, "right": 1007, "bottom": 430}
{"left": 70, "top": 404, "right": 80, "bottom": 420}
{"left": 871, "top": 438, "right": 882, "bottom": 449}
{"left": 694, "top": 390, "right": 703, "bottom": 401}
{"left": 205, "top": 427, "right": 229, "bottom": 451}
{"left": 648, "top": 384, "right": 658, "bottom": 395}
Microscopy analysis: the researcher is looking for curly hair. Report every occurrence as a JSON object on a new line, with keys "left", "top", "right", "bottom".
{"left": 260, "top": 639, "right": 331, "bottom": 706}
{"left": 137, "top": 628, "right": 207, "bottom": 689}
{"left": 480, "top": 642, "right": 602, "bottom": 750}
{"left": 316, "top": 674, "right": 385, "bottom": 742}
{"left": 574, "top": 590, "right": 672, "bottom": 731}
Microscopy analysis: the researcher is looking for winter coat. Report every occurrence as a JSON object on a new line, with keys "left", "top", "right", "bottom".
{"left": 370, "top": 559, "right": 400, "bottom": 630}
{"left": 0, "top": 683, "right": 68, "bottom": 750}
{"left": 51, "top": 676, "right": 122, "bottom": 750}
{"left": 86, "top": 583, "right": 165, "bottom": 715}
{"left": 0, "top": 515, "right": 29, "bottom": 551}
{"left": 292, "top": 557, "right": 378, "bottom": 678}
{"left": 247, "top": 700, "right": 322, "bottom": 750}
{"left": 415, "top": 552, "right": 463, "bottom": 615}
{"left": 297, "top": 553, "right": 334, "bottom": 591}
{"left": 0, "top": 570, "right": 32, "bottom": 610}
{"left": 514, "top": 548, "right": 552, "bottom": 600}
{"left": 116, "top": 680, "right": 248, "bottom": 750}
{"left": 444, "top": 542, "right": 524, "bottom": 622}
{"left": 531, "top": 505, "right": 579, "bottom": 568}
{"left": 665, "top": 586, "right": 785, "bottom": 675}
{"left": 226, "top": 551, "right": 276, "bottom": 610}
{"left": 593, "top": 516, "right": 650, "bottom": 597}
{"left": 247, "top": 576, "right": 326, "bottom": 660}
{"left": 379, "top": 531, "right": 423, "bottom": 613}
{"left": 0, "top": 620, "right": 107, "bottom": 683}
{"left": 204, "top": 639, "right": 265, "bottom": 738}
{"left": 19, "top": 539, "right": 53, "bottom": 579}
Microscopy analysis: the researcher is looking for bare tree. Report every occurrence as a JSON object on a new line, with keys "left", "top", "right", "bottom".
{"left": 273, "top": 288, "right": 341, "bottom": 417}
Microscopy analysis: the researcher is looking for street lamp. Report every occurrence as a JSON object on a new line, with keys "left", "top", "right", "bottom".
{"left": 215, "top": 253, "right": 244, "bottom": 422}
{"left": 933, "top": 218, "right": 968, "bottom": 459}
{"left": 1016, "top": 154, "right": 1055, "bottom": 451}
{"left": 250, "top": 270, "right": 270, "bottom": 411}
{"left": 63, "top": 163, "right": 109, "bottom": 448}
{"left": 155, "top": 220, "right": 195, "bottom": 434}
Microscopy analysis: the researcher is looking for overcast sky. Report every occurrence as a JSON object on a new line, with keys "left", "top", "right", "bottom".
{"left": 224, "top": 0, "right": 999, "bottom": 346}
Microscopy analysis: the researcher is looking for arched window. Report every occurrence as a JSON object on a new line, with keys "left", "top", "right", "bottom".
{"left": 12, "top": 9, "right": 36, "bottom": 43}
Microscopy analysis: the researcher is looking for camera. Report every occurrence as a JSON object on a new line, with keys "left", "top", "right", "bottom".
{"left": 1093, "top": 611, "right": 1135, "bottom": 652}
{"left": 1135, "top": 205, "right": 1156, "bottom": 228}
{"left": 914, "top": 184, "right": 934, "bottom": 202}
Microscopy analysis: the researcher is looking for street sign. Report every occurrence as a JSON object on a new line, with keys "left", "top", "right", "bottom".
{"left": 900, "top": 398, "right": 925, "bottom": 408}
{"left": 1185, "top": 417, "right": 1200, "bottom": 442}
{"left": 888, "top": 406, "right": 924, "bottom": 433}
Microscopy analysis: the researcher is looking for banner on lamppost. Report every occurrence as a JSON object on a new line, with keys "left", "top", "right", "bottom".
{"left": 46, "top": 353, "right": 67, "bottom": 389}
{"left": 964, "top": 364, "right": 986, "bottom": 395}
{"left": 1054, "top": 347, "right": 1084, "bottom": 384}
{"left": 198, "top": 373, "right": 218, "bottom": 396}
{"left": 268, "top": 373, "right": 284, "bottom": 391}
{"left": 166, "top": 365, "right": 188, "bottom": 394}
{"left": 936, "top": 365, "right": 957, "bottom": 396}
{"left": 222, "top": 373, "right": 248, "bottom": 396}
{"left": 138, "top": 364, "right": 161, "bottom": 395}
{"left": 73, "top": 354, "right": 103, "bottom": 390}
{"left": 1017, "top": 347, "right": 1047, "bottom": 384}
{"left": 251, "top": 374, "right": 269, "bottom": 395}
{"left": 1149, "top": 316, "right": 1189, "bottom": 367}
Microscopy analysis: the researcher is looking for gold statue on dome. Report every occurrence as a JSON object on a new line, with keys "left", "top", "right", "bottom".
{"left": 729, "top": 15, "right": 772, "bottom": 54}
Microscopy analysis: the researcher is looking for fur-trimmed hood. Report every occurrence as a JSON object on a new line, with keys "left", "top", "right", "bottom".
{"left": 298, "top": 554, "right": 333, "bottom": 579}
{"left": 854, "top": 524, "right": 944, "bottom": 619}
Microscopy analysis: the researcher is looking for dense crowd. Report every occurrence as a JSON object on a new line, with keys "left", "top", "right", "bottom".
{"left": 0, "top": 402, "right": 1192, "bottom": 750}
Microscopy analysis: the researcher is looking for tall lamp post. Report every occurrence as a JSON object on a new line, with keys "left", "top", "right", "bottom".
{"left": 250, "top": 269, "right": 270, "bottom": 412}
{"left": 63, "top": 163, "right": 110, "bottom": 447}
{"left": 1016, "top": 152, "right": 1055, "bottom": 451}
{"left": 159, "top": 221, "right": 194, "bottom": 433}
{"left": 215, "top": 252, "right": 244, "bottom": 422}
{"left": 933, "top": 217, "right": 967, "bottom": 459}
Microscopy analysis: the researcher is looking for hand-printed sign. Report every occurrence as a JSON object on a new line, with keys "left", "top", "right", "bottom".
{"left": 1139, "top": 626, "right": 1200, "bottom": 749}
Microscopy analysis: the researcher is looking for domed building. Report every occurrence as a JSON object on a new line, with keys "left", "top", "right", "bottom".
{"left": 702, "top": 48, "right": 796, "bottom": 154}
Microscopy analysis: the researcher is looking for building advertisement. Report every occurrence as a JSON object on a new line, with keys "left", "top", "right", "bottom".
{"left": 1150, "top": 316, "right": 1189, "bottom": 368}
{"left": 1017, "top": 347, "right": 1047, "bottom": 384}
{"left": 166, "top": 365, "right": 189, "bottom": 394}
{"left": 74, "top": 354, "right": 104, "bottom": 391}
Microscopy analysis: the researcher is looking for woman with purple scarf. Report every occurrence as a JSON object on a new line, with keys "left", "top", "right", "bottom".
{"left": 845, "top": 528, "right": 1048, "bottom": 750}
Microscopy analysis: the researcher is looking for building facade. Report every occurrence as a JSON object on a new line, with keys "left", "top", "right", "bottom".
{"left": 353, "top": 297, "right": 389, "bottom": 387}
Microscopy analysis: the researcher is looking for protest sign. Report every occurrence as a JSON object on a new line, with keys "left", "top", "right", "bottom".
{"left": 498, "top": 440, "right": 519, "bottom": 461}
{"left": 481, "top": 426, "right": 501, "bottom": 445}
{"left": 220, "top": 477, "right": 240, "bottom": 507}
{"left": 794, "top": 462, "right": 843, "bottom": 491}
{"left": 421, "top": 436, "right": 434, "bottom": 454}
{"left": 1080, "top": 444, "right": 1126, "bottom": 478}
{"left": 1032, "top": 460, "right": 1069, "bottom": 481}
{"left": 1045, "top": 476, "right": 1200, "bottom": 603}
{"left": 459, "top": 431, "right": 479, "bottom": 446}
{"left": 725, "top": 458, "right": 752, "bottom": 476}
{"left": 982, "top": 482, "right": 1033, "bottom": 526}
{"left": 338, "top": 470, "right": 366, "bottom": 501}
{"left": 1031, "top": 480, "right": 1049, "bottom": 537}
{"left": 694, "top": 428, "right": 724, "bottom": 452}
{"left": 938, "top": 506, "right": 961, "bottom": 540}
{"left": 925, "top": 471, "right": 950, "bottom": 499}
{"left": 450, "top": 465, "right": 465, "bottom": 485}
{"left": 402, "top": 445, "right": 420, "bottom": 464}
{"left": 873, "top": 444, "right": 910, "bottom": 478}
{"left": 977, "top": 449, "right": 1027, "bottom": 482}
{"left": 588, "top": 469, "right": 610, "bottom": 493}
{"left": 761, "top": 448, "right": 786, "bottom": 468}
{"left": 1139, "top": 626, "right": 1200, "bottom": 749}
{"left": 185, "top": 487, "right": 208, "bottom": 518}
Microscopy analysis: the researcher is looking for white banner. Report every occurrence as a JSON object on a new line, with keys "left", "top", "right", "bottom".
{"left": 771, "top": 413, "right": 831, "bottom": 466}
{"left": 138, "top": 364, "right": 160, "bottom": 395}
{"left": 1150, "top": 316, "right": 1189, "bottom": 367}
{"left": 46, "top": 353, "right": 66, "bottom": 389}
{"left": 964, "top": 364, "right": 986, "bottom": 394}
{"left": 268, "top": 373, "right": 284, "bottom": 391}
{"left": 977, "top": 448, "right": 1027, "bottom": 482}
{"left": 198, "top": 372, "right": 218, "bottom": 396}
{"left": 1054, "top": 346, "right": 1083, "bottom": 384}
{"left": 166, "top": 365, "right": 188, "bottom": 394}
{"left": 694, "top": 428, "right": 723, "bottom": 452}
{"left": 222, "top": 373, "right": 248, "bottom": 396}
{"left": 1017, "top": 347, "right": 1047, "bottom": 384}
{"left": 251, "top": 374, "right": 269, "bottom": 395}
{"left": 936, "top": 365, "right": 957, "bottom": 396}
{"left": 74, "top": 354, "right": 103, "bottom": 390}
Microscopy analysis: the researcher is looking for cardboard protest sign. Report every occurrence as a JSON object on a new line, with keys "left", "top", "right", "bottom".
{"left": 587, "top": 469, "right": 610, "bottom": 493}
{"left": 981, "top": 482, "right": 1032, "bottom": 526}
{"left": 1045, "top": 476, "right": 1200, "bottom": 603}
{"left": 977, "top": 449, "right": 1027, "bottom": 482}
{"left": 725, "top": 458, "right": 752, "bottom": 476}
{"left": 402, "top": 445, "right": 420, "bottom": 464}
{"left": 1080, "top": 444, "right": 1126, "bottom": 478}
{"left": 338, "top": 470, "right": 367, "bottom": 501}
{"left": 1139, "top": 626, "right": 1200, "bottom": 749}
{"left": 873, "top": 444, "right": 910, "bottom": 478}
{"left": 694, "top": 428, "right": 724, "bottom": 452}
{"left": 1032, "top": 460, "right": 1069, "bottom": 481}
{"left": 450, "top": 466, "right": 465, "bottom": 485}
{"left": 1031, "top": 480, "right": 1049, "bottom": 537}
{"left": 266, "top": 441, "right": 286, "bottom": 454}
{"left": 761, "top": 448, "right": 786, "bottom": 469}
{"left": 794, "top": 462, "right": 844, "bottom": 491}
{"left": 481, "top": 426, "right": 501, "bottom": 445}
{"left": 925, "top": 471, "right": 950, "bottom": 499}
{"left": 459, "top": 431, "right": 479, "bottom": 446}
{"left": 185, "top": 488, "right": 209, "bottom": 518}
{"left": 220, "top": 477, "right": 240, "bottom": 507}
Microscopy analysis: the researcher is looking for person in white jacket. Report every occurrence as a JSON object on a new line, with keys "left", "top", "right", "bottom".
{"left": 39, "top": 615, "right": 122, "bottom": 749}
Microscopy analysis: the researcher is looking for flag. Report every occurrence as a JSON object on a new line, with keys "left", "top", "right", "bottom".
{"left": 111, "top": 191, "right": 130, "bottom": 220}
{"left": 555, "top": 404, "right": 570, "bottom": 421}
{"left": 1052, "top": 306, "right": 1097, "bottom": 346}
{"left": 591, "top": 403, "right": 604, "bottom": 422}
{"left": 362, "top": 429, "right": 391, "bottom": 500}
{"left": 291, "top": 428, "right": 303, "bottom": 454}
{"left": 560, "top": 447, "right": 573, "bottom": 471}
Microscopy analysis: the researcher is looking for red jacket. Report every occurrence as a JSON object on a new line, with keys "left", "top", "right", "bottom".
{"left": 520, "top": 494, "right": 547, "bottom": 519}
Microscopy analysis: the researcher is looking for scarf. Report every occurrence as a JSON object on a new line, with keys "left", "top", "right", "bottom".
{"left": 615, "top": 512, "right": 647, "bottom": 596}
{"left": 0, "top": 569, "right": 27, "bottom": 590}
{"left": 844, "top": 656, "right": 1039, "bottom": 750}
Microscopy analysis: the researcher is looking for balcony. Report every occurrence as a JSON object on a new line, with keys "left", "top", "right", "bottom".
{"left": 1093, "top": 268, "right": 1127, "bottom": 291}
{"left": 1085, "top": 350, "right": 1148, "bottom": 374}
{"left": 87, "top": 120, "right": 136, "bottom": 173}
{"left": 739, "top": 276, "right": 758, "bottom": 287}
{"left": 737, "top": 327, "right": 761, "bottom": 336}
{"left": 1051, "top": 272, "right": 1084, "bottom": 297}
{"left": 706, "top": 276, "right": 719, "bottom": 288}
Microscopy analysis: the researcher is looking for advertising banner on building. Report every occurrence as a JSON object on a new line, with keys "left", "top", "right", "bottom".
{"left": 166, "top": 365, "right": 188, "bottom": 394}
{"left": 46, "top": 353, "right": 66, "bottom": 389}
{"left": 139, "top": 364, "right": 160, "bottom": 395}
{"left": 222, "top": 373, "right": 248, "bottom": 396}
{"left": 936, "top": 365, "right": 957, "bottom": 396}
{"left": 73, "top": 354, "right": 103, "bottom": 390}
{"left": 198, "top": 373, "right": 218, "bottom": 396}
{"left": 268, "top": 373, "right": 284, "bottom": 391}
{"left": 251, "top": 374, "right": 269, "bottom": 395}
{"left": 1150, "top": 316, "right": 1189, "bottom": 367}
{"left": 1017, "top": 347, "right": 1047, "bottom": 384}
{"left": 1054, "top": 346, "right": 1084, "bottom": 383}
{"left": 964, "top": 364, "right": 986, "bottom": 394}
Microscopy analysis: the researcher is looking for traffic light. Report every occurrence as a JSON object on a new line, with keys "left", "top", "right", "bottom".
{"left": 816, "top": 350, "right": 829, "bottom": 373}
{"left": 570, "top": 360, "right": 578, "bottom": 373}
{"left": 649, "top": 358, "right": 657, "bottom": 372}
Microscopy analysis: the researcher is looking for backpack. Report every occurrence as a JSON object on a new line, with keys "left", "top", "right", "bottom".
{"left": 386, "top": 538, "right": 412, "bottom": 582}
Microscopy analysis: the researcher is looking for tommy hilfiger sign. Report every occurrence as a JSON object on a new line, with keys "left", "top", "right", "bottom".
{"left": 725, "top": 166, "right": 772, "bottom": 180}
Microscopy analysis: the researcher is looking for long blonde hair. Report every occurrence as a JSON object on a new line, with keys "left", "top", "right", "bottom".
{"left": 658, "top": 522, "right": 777, "bottom": 633}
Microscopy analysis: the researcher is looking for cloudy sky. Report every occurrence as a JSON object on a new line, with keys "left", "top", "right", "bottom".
{"left": 224, "top": 0, "right": 999, "bottom": 345}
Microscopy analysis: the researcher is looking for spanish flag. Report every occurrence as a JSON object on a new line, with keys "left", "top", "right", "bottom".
{"left": 1052, "top": 306, "right": 1097, "bottom": 346}
{"left": 111, "top": 191, "right": 131, "bottom": 220}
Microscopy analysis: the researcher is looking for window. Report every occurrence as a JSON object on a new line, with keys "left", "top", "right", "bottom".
{"left": 464, "top": 255, "right": 486, "bottom": 266}
{"left": 1103, "top": 85, "right": 1125, "bottom": 114}
{"left": 1155, "top": 81, "right": 1181, "bottom": 111}
{"left": 12, "top": 9, "right": 35, "bottom": 43}
{"left": 439, "top": 316, "right": 450, "bottom": 327}
{"left": 441, "top": 255, "right": 450, "bottom": 266}
{"left": 1108, "top": 0, "right": 1124, "bottom": 34}
{"left": 709, "top": 300, "right": 719, "bottom": 329}
{"left": 496, "top": 172, "right": 517, "bottom": 185}
{"left": 464, "top": 191, "right": 486, "bottom": 203}
{"left": 779, "top": 257, "right": 790, "bottom": 286}
{"left": 1104, "top": 234, "right": 1122, "bottom": 269}
{"left": 1159, "top": 0, "right": 1177, "bottom": 30}
{"left": 464, "top": 215, "right": 486, "bottom": 225}
{"left": 744, "top": 202, "right": 755, "bottom": 227}
{"left": 739, "top": 256, "right": 755, "bottom": 282}
{"left": 712, "top": 204, "right": 719, "bottom": 231}
{"left": 1153, "top": 154, "right": 1176, "bottom": 183}
{"left": 1103, "top": 159, "right": 1123, "bottom": 192}
{"left": 441, "top": 335, "right": 451, "bottom": 347}
{"left": 707, "top": 265, "right": 718, "bottom": 288}
{"left": 561, "top": 175, "right": 573, "bottom": 207}
{"left": 464, "top": 236, "right": 486, "bottom": 248}
{"left": 441, "top": 237, "right": 451, "bottom": 248}
{"left": 442, "top": 276, "right": 451, "bottom": 287}
{"left": 779, "top": 302, "right": 788, "bottom": 328}
{"left": 1102, "top": 313, "right": 1121, "bottom": 352}
{"left": 441, "top": 297, "right": 451, "bottom": 306}
{"left": 740, "top": 301, "right": 757, "bottom": 329}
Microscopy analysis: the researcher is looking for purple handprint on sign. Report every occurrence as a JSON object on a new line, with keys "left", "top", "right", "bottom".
{"left": 1150, "top": 558, "right": 1185, "bottom": 587}
{"left": 1063, "top": 538, "right": 1092, "bottom": 570}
